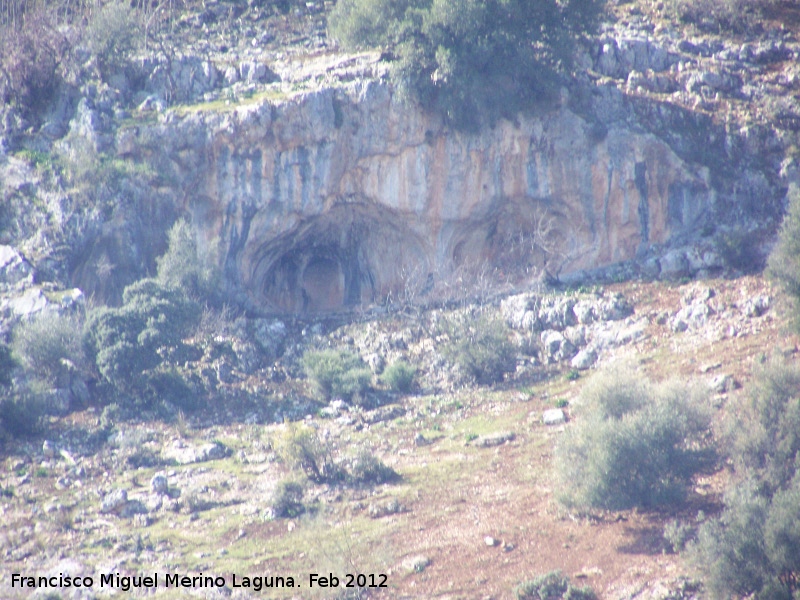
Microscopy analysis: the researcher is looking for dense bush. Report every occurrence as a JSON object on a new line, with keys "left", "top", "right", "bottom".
{"left": 555, "top": 367, "right": 712, "bottom": 510}
{"left": 0, "top": 390, "right": 47, "bottom": 437}
{"left": 143, "top": 368, "right": 200, "bottom": 412}
{"left": 157, "top": 219, "right": 219, "bottom": 302}
{"left": 380, "top": 360, "right": 416, "bottom": 393}
{"left": 329, "top": 0, "right": 604, "bottom": 129}
{"left": 12, "top": 312, "right": 85, "bottom": 385}
{"left": 269, "top": 480, "right": 305, "bottom": 518}
{"left": 83, "top": 279, "right": 198, "bottom": 391}
{"left": 729, "top": 358, "right": 800, "bottom": 496}
{"left": 347, "top": 449, "right": 399, "bottom": 485}
{"left": 83, "top": 0, "right": 140, "bottom": 79}
{"left": 444, "top": 315, "right": 516, "bottom": 385}
{"left": 0, "top": 344, "right": 16, "bottom": 388}
{"left": 768, "top": 185, "right": 800, "bottom": 328}
{"left": 515, "top": 571, "right": 597, "bottom": 600}
{"left": 715, "top": 229, "right": 764, "bottom": 273}
{"left": 692, "top": 475, "right": 800, "bottom": 600}
{"left": 690, "top": 359, "right": 800, "bottom": 599}
{"left": 302, "top": 349, "right": 372, "bottom": 402}
{"left": 0, "top": 9, "right": 68, "bottom": 112}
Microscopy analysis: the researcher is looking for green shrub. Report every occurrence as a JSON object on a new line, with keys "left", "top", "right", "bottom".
{"left": 12, "top": 312, "right": 84, "bottom": 385}
{"left": 380, "top": 360, "right": 416, "bottom": 393}
{"left": 83, "top": 0, "right": 140, "bottom": 79}
{"left": 716, "top": 229, "right": 764, "bottom": 273}
{"left": 515, "top": 571, "right": 596, "bottom": 600}
{"left": 302, "top": 349, "right": 372, "bottom": 401}
{"left": 555, "top": 367, "right": 712, "bottom": 510}
{"left": 274, "top": 424, "right": 344, "bottom": 484}
{"left": 0, "top": 390, "right": 47, "bottom": 437}
{"left": 769, "top": 185, "right": 800, "bottom": 327}
{"left": 0, "top": 9, "right": 67, "bottom": 113}
{"left": 691, "top": 478, "right": 796, "bottom": 600}
{"left": 157, "top": 219, "right": 219, "bottom": 301}
{"left": 728, "top": 358, "right": 800, "bottom": 496}
{"left": 99, "top": 402, "right": 122, "bottom": 430}
{"left": 687, "top": 358, "right": 800, "bottom": 599}
{"left": 269, "top": 480, "right": 305, "bottom": 519}
{"left": 664, "top": 519, "right": 695, "bottom": 553}
{"left": 83, "top": 278, "right": 198, "bottom": 391}
{"left": 347, "top": 449, "right": 399, "bottom": 485}
{"left": 444, "top": 316, "right": 516, "bottom": 385}
{"left": 0, "top": 344, "right": 16, "bottom": 387}
{"left": 330, "top": 0, "right": 604, "bottom": 130}
{"left": 143, "top": 368, "right": 200, "bottom": 412}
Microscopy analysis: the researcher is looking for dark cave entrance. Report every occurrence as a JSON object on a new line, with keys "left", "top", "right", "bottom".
{"left": 300, "top": 255, "right": 345, "bottom": 312}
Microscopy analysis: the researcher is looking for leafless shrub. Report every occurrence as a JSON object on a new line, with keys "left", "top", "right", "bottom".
{"left": 0, "top": 9, "right": 68, "bottom": 113}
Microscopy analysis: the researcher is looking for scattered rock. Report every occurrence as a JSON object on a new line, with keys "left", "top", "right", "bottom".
{"left": 252, "top": 319, "right": 287, "bottom": 361}
{"left": 543, "top": 409, "right": 566, "bottom": 426}
{"left": 163, "top": 441, "right": 230, "bottom": 465}
{"left": 744, "top": 295, "right": 770, "bottom": 317}
{"left": 42, "top": 440, "right": 56, "bottom": 459}
{"left": 362, "top": 404, "right": 405, "bottom": 425}
{"left": 100, "top": 489, "right": 129, "bottom": 515}
{"left": 0, "top": 245, "right": 33, "bottom": 286}
{"left": 659, "top": 250, "right": 689, "bottom": 280}
{"left": 709, "top": 374, "right": 736, "bottom": 394}
{"left": 4, "top": 287, "right": 49, "bottom": 318}
{"left": 471, "top": 432, "right": 516, "bottom": 448}
{"left": 368, "top": 498, "right": 405, "bottom": 518}
{"left": 571, "top": 348, "right": 597, "bottom": 370}
{"left": 541, "top": 330, "right": 577, "bottom": 362}
{"left": 484, "top": 536, "right": 499, "bottom": 547}
{"left": 402, "top": 555, "right": 431, "bottom": 574}
{"left": 150, "top": 473, "right": 169, "bottom": 494}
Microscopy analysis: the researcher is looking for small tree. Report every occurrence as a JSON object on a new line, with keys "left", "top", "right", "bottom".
{"left": 330, "top": 0, "right": 604, "bottom": 129}
{"left": 556, "top": 367, "right": 712, "bottom": 510}
{"left": 12, "top": 312, "right": 84, "bottom": 385}
{"left": 768, "top": 185, "right": 800, "bottom": 329}
{"left": 444, "top": 315, "right": 516, "bottom": 385}
{"left": 83, "top": 0, "right": 140, "bottom": 80}
{"left": 690, "top": 359, "right": 800, "bottom": 600}
{"left": 83, "top": 278, "right": 198, "bottom": 391}
{"left": 0, "top": 9, "right": 68, "bottom": 113}
{"left": 274, "top": 423, "right": 344, "bottom": 484}
{"left": 728, "top": 358, "right": 800, "bottom": 496}
{"left": 157, "top": 219, "right": 219, "bottom": 301}
{"left": 692, "top": 475, "right": 800, "bottom": 600}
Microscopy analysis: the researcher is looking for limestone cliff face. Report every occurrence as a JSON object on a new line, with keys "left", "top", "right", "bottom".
{"left": 144, "top": 80, "right": 715, "bottom": 312}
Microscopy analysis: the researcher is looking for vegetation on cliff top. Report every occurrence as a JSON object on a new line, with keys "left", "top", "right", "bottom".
{"left": 329, "top": 0, "right": 605, "bottom": 129}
